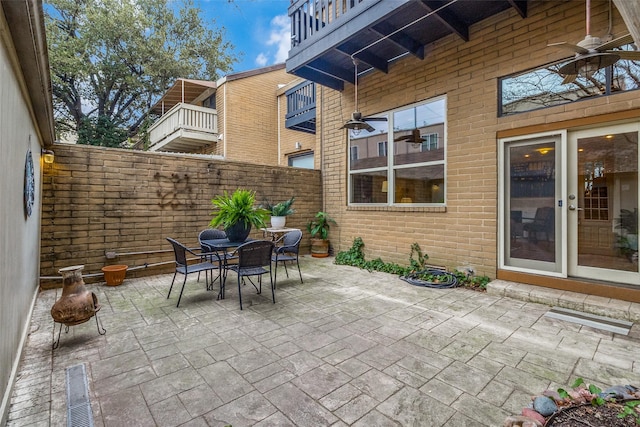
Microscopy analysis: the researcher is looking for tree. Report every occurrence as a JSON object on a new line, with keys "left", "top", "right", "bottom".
{"left": 45, "top": 0, "right": 237, "bottom": 146}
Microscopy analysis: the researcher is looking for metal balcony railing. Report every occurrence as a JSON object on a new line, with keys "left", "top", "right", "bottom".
{"left": 289, "top": 0, "right": 364, "bottom": 48}
{"left": 285, "top": 80, "right": 316, "bottom": 133}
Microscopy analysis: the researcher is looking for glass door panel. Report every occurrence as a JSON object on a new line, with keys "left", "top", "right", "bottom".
{"left": 504, "top": 137, "right": 561, "bottom": 271}
{"left": 569, "top": 125, "right": 639, "bottom": 281}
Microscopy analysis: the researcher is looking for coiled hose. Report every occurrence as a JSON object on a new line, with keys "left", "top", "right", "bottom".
{"left": 400, "top": 268, "right": 459, "bottom": 288}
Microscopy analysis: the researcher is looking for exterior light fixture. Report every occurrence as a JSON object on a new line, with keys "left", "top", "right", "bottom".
{"left": 42, "top": 149, "right": 55, "bottom": 164}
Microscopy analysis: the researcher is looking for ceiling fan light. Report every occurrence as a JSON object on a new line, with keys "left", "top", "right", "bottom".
{"left": 558, "top": 53, "right": 620, "bottom": 77}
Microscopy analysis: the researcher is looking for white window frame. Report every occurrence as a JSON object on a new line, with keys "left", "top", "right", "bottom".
{"left": 348, "top": 95, "right": 447, "bottom": 206}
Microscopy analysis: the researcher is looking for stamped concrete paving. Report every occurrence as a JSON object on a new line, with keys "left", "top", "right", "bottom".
{"left": 7, "top": 257, "right": 640, "bottom": 426}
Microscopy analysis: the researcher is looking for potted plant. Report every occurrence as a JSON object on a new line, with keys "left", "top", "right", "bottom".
{"left": 210, "top": 189, "right": 269, "bottom": 242}
{"left": 306, "top": 211, "right": 337, "bottom": 258}
{"left": 264, "top": 197, "right": 295, "bottom": 229}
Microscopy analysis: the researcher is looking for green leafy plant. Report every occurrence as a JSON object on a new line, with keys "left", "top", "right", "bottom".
{"left": 306, "top": 212, "right": 337, "bottom": 240}
{"left": 263, "top": 197, "right": 295, "bottom": 216}
{"left": 335, "top": 238, "right": 490, "bottom": 289}
{"left": 210, "top": 189, "right": 269, "bottom": 229}
{"left": 556, "top": 378, "right": 640, "bottom": 424}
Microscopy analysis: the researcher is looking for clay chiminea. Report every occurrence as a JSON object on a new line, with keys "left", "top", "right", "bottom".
{"left": 51, "top": 265, "right": 104, "bottom": 348}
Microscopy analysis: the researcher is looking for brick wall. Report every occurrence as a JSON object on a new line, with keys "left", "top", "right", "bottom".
{"left": 320, "top": 0, "right": 640, "bottom": 277}
{"left": 40, "top": 144, "right": 322, "bottom": 287}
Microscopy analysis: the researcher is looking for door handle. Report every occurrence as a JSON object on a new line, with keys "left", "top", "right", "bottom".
{"left": 568, "top": 205, "right": 583, "bottom": 211}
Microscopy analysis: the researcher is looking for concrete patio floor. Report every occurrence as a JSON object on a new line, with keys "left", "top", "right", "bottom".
{"left": 7, "top": 256, "right": 640, "bottom": 426}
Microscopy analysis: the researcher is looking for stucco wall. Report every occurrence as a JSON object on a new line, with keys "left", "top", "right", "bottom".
{"left": 321, "top": 1, "right": 640, "bottom": 276}
{"left": 0, "top": 10, "right": 44, "bottom": 423}
{"left": 40, "top": 144, "right": 323, "bottom": 287}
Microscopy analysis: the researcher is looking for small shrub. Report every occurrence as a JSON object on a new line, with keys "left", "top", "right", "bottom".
{"left": 335, "top": 238, "right": 490, "bottom": 290}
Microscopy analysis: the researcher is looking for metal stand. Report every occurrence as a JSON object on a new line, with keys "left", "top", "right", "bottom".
{"left": 52, "top": 311, "right": 106, "bottom": 350}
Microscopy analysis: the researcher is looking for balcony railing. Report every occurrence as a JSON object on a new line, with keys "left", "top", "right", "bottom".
{"left": 285, "top": 80, "right": 316, "bottom": 134}
{"left": 289, "top": 0, "right": 364, "bottom": 48}
{"left": 148, "top": 103, "right": 218, "bottom": 152}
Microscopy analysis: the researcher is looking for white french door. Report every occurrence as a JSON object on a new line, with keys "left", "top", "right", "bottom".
{"left": 567, "top": 124, "right": 639, "bottom": 284}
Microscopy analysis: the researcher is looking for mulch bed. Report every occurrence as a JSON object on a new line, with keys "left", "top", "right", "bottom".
{"left": 545, "top": 402, "right": 638, "bottom": 426}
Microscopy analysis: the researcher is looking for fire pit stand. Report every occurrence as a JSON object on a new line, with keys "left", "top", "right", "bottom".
{"left": 51, "top": 265, "right": 106, "bottom": 349}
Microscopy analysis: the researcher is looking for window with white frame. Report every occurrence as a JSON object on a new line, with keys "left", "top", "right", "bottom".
{"left": 421, "top": 133, "right": 438, "bottom": 151}
{"left": 348, "top": 96, "right": 446, "bottom": 205}
{"left": 378, "top": 141, "right": 387, "bottom": 157}
{"left": 350, "top": 146, "right": 359, "bottom": 161}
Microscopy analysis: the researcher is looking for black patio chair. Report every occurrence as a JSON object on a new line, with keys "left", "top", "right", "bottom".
{"left": 166, "top": 237, "right": 219, "bottom": 307}
{"left": 227, "top": 240, "right": 275, "bottom": 310}
{"left": 197, "top": 228, "right": 233, "bottom": 282}
{"left": 272, "top": 229, "right": 303, "bottom": 285}
{"left": 523, "top": 207, "right": 555, "bottom": 243}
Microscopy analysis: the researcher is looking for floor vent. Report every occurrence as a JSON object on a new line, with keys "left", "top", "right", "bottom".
{"left": 544, "top": 307, "right": 633, "bottom": 336}
{"left": 66, "top": 363, "right": 94, "bottom": 427}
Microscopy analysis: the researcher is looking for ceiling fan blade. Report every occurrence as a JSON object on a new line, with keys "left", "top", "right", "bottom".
{"left": 561, "top": 74, "right": 577, "bottom": 85}
{"left": 614, "top": 51, "right": 640, "bottom": 61}
{"left": 596, "top": 33, "right": 634, "bottom": 51}
{"left": 363, "top": 117, "right": 387, "bottom": 122}
{"left": 548, "top": 42, "right": 589, "bottom": 55}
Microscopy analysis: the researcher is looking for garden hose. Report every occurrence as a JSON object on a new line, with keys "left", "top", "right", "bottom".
{"left": 400, "top": 268, "right": 459, "bottom": 288}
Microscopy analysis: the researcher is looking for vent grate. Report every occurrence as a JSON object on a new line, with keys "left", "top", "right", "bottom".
{"left": 544, "top": 307, "right": 633, "bottom": 335}
{"left": 66, "top": 364, "right": 94, "bottom": 427}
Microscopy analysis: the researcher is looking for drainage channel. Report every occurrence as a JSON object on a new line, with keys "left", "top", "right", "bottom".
{"left": 544, "top": 307, "right": 633, "bottom": 336}
{"left": 66, "top": 364, "right": 94, "bottom": 427}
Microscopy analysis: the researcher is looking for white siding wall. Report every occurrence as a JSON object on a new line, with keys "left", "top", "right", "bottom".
{"left": 0, "top": 9, "right": 44, "bottom": 424}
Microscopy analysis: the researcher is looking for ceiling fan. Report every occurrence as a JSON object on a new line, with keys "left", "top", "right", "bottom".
{"left": 342, "top": 58, "right": 387, "bottom": 134}
{"left": 553, "top": 33, "right": 639, "bottom": 82}
{"left": 548, "top": 0, "right": 640, "bottom": 82}
{"left": 394, "top": 129, "right": 425, "bottom": 146}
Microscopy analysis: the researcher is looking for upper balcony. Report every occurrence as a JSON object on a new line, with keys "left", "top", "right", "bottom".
{"left": 286, "top": 0, "right": 528, "bottom": 91}
{"left": 147, "top": 103, "right": 218, "bottom": 153}
{"left": 285, "top": 80, "right": 316, "bottom": 134}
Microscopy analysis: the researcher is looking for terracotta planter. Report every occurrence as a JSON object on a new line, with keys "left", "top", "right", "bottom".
{"left": 102, "top": 265, "right": 128, "bottom": 286}
{"left": 310, "top": 238, "right": 330, "bottom": 258}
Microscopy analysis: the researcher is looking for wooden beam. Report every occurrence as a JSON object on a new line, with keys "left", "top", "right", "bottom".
{"left": 292, "top": 66, "right": 345, "bottom": 92}
{"left": 370, "top": 23, "right": 425, "bottom": 60}
{"left": 419, "top": 0, "right": 469, "bottom": 41}
{"left": 337, "top": 42, "right": 389, "bottom": 74}
{"left": 497, "top": 108, "right": 640, "bottom": 139}
{"left": 506, "top": 0, "right": 527, "bottom": 19}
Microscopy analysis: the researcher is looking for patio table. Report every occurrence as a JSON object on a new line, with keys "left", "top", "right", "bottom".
{"left": 201, "top": 238, "right": 252, "bottom": 299}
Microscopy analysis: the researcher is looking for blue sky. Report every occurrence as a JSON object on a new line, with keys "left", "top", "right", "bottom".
{"left": 197, "top": 0, "right": 292, "bottom": 73}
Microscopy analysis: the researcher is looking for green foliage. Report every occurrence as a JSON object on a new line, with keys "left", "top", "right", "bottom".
{"left": 408, "top": 242, "right": 429, "bottom": 272}
{"left": 617, "top": 400, "right": 640, "bottom": 423}
{"left": 560, "top": 378, "right": 640, "bottom": 423}
{"left": 77, "top": 116, "right": 127, "bottom": 147}
{"left": 210, "top": 189, "right": 269, "bottom": 230}
{"left": 263, "top": 197, "right": 295, "bottom": 216}
{"left": 45, "top": 0, "right": 237, "bottom": 143}
{"left": 335, "top": 238, "right": 491, "bottom": 289}
{"left": 306, "top": 212, "right": 337, "bottom": 240}
{"left": 334, "top": 237, "right": 366, "bottom": 267}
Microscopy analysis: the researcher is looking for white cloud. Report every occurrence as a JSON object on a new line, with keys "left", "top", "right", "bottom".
{"left": 255, "top": 53, "right": 268, "bottom": 67}
{"left": 254, "top": 13, "right": 291, "bottom": 66}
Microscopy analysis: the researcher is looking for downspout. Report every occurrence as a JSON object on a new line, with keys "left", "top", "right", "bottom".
{"left": 223, "top": 84, "right": 227, "bottom": 158}
{"left": 277, "top": 92, "right": 282, "bottom": 165}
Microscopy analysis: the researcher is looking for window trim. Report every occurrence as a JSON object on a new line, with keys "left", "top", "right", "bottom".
{"left": 348, "top": 95, "right": 447, "bottom": 207}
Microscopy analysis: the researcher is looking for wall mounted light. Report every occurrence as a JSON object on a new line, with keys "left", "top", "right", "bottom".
{"left": 42, "top": 149, "right": 55, "bottom": 164}
{"left": 295, "top": 142, "right": 302, "bottom": 150}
